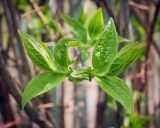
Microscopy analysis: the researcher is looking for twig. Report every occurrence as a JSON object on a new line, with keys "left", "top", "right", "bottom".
{"left": 0, "top": 116, "right": 22, "bottom": 128}
{"left": 144, "top": 0, "right": 160, "bottom": 92}
{"left": 21, "top": 6, "right": 44, "bottom": 18}
{"left": 152, "top": 40, "right": 160, "bottom": 57}
{"left": 26, "top": 0, "right": 64, "bottom": 36}
{"left": 145, "top": 0, "right": 160, "bottom": 62}
{"left": 132, "top": 8, "right": 149, "bottom": 33}
{"left": 119, "top": 0, "right": 129, "bottom": 37}
{"left": 27, "top": 0, "right": 50, "bottom": 32}
{"left": 129, "top": 1, "right": 150, "bottom": 11}
{"left": 2, "top": 0, "right": 32, "bottom": 80}
{"left": 147, "top": 0, "right": 160, "bottom": 53}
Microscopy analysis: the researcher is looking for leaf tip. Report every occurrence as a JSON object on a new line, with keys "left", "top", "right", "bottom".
{"left": 22, "top": 89, "right": 30, "bottom": 110}
{"left": 97, "top": 7, "right": 102, "bottom": 12}
{"left": 22, "top": 96, "right": 27, "bottom": 110}
{"left": 127, "top": 104, "right": 134, "bottom": 114}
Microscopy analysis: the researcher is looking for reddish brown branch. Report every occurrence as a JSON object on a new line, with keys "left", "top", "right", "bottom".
{"left": 0, "top": 116, "right": 22, "bottom": 128}
{"left": 129, "top": 1, "right": 150, "bottom": 11}
{"left": 144, "top": 0, "right": 160, "bottom": 92}
{"left": 146, "top": 0, "right": 160, "bottom": 61}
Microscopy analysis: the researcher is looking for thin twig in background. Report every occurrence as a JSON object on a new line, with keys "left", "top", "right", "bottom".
{"left": 2, "top": 0, "right": 32, "bottom": 80}
{"left": 144, "top": 0, "right": 160, "bottom": 115}
{"left": 144, "top": 0, "right": 160, "bottom": 89}
{"left": 21, "top": 6, "right": 44, "bottom": 18}
{"left": 145, "top": 0, "right": 160, "bottom": 59}
{"left": 27, "top": 0, "right": 50, "bottom": 32}
{"left": 152, "top": 40, "right": 160, "bottom": 57}
{"left": 0, "top": 54, "right": 57, "bottom": 128}
{"left": 0, "top": 116, "right": 22, "bottom": 128}
{"left": 129, "top": 1, "right": 150, "bottom": 11}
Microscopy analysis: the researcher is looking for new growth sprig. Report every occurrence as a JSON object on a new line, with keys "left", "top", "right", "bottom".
{"left": 19, "top": 8, "right": 145, "bottom": 114}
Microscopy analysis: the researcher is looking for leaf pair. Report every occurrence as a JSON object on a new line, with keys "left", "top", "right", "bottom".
{"left": 92, "top": 18, "right": 145, "bottom": 114}
{"left": 19, "top": 32, "right": 71, "bottom": 108}
{"left": 19, "top": 32, "right": 89, "bottom": 108}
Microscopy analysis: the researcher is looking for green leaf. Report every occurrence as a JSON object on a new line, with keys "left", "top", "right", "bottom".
{"left": 78, "top": 7, "right": 87, "bottom": 25}
{"left": 95, "top": 76, "right": 134, "bottom": 114}
{"left": 62, "top": 15, "right": 87, "bottom": 43}
{"left": 80, "top": 48, "right": 89, "bottom": 62}
{"left": 17, "top": 0, "right": 27, "bottom": 11}
{"left": 19, "top": 32, "right": 55, "bottom": 71}
{"left": 88, "top": 8, "right": 104, "bottom": 38}
{"left": 117, "top": 35, "right": 129, "bottom": 43}
{"left": 92, "top": 18, "right": 118, "bottom": 75}
{"left": 128, "top": 113, "right": 149, "bottom": 128}
{"left": 68, "top": 67, "right": 91, "bottom": 82}
{"left": 131, "top": 19, "right": 145, "bottom": 36}
{"left": 156, "top": 17, "right": 160, "bottom": 32}
{"left": 22, "top": 72, "right": 65, "bottom": 108}
{"left": 108, "top": 43, "right": 145, "bottom": 76}
{"left": 54, "top": 38, "right": 88, "bottom": 69}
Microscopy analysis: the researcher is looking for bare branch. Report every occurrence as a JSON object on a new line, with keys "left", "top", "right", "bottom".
{"left": 129, "top": 1, "right": 150, "bottom": 11}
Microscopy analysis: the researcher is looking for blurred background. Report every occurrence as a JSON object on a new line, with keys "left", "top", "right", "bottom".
{"left": 0, "top": 0, "right": 160, "bottom": 128}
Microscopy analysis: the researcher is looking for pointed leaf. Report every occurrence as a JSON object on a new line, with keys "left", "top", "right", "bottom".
{"left": 78, "top": 7, "right": 87, "bottom": 25}
{"left": 92, "top": 18, "right": 118, "bottom": 75}
{"left": 54, "top": 38, "right": 89, "bottom": 69}
{"left": 88, "top": 8, "right": 104, "bottom": 38}
{"left": 68, "top": 67, "right": 91, "bottom": 82}
{"left": 22, "top": 72, "right": 65, "bottom": 108}
{"left": 62, "top": 15, "right": 87, "bottom": 43}
{"left": 117, "top": 35, "right": 129, "bottom": 43}
{"left": 80, "top": 48, "right": 89, "bottom": 62}
{"left": 95, "top": 76, "right": 134, "bottom": 114}
{"left": 19, "top": 32, "right": 55, "bottom": 71}
{"left": 108, "top": 43, "right": 145, "bottom": 76}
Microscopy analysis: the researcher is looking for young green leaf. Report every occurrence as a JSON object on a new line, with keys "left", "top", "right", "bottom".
{"left": 80, "top": 48, "right": 89, "bottom": 62}
{"left": 68, "top": 67, "right": 91, "bottom": 82}
{"left": 92, "top": 18, "right": 118, "bottom": 75}
{"left": 95, "top": 76, "right": 134, "bottom": 114}
{"left": 22, "top": 72, "right": 65, "bottom": 108}
{"left": 88, "top": 8, "right": 104, "bottom": 38}
{"left": 62, "top": 15, "right": 87, "bottom": 43}
{"left": 19, "top": 32, "right": 55, "bottom": 71}
{"left": 78, "top": 7, "right": 87, "bottom": 25}
{"left": 54, "top": 38, "right": 89, "bottom": 69}
{"left": 117, "top": 35, "right": 129, "bottom": 43}
{"left": 108, "top": 43, "right": 145, "bottom": 76}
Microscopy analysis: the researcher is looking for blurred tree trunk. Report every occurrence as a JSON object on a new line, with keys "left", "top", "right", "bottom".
{"left": 0, "top": 81, "right": 16, "bottom": 128}
{"left": 95, "top": 88, "right": 107, "bottom": 128}
{"left": 116, "top": 0, "right": 130, "bottom": 127}
{"left": 1, "top": 0, "right": 32, "bottom": 82}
